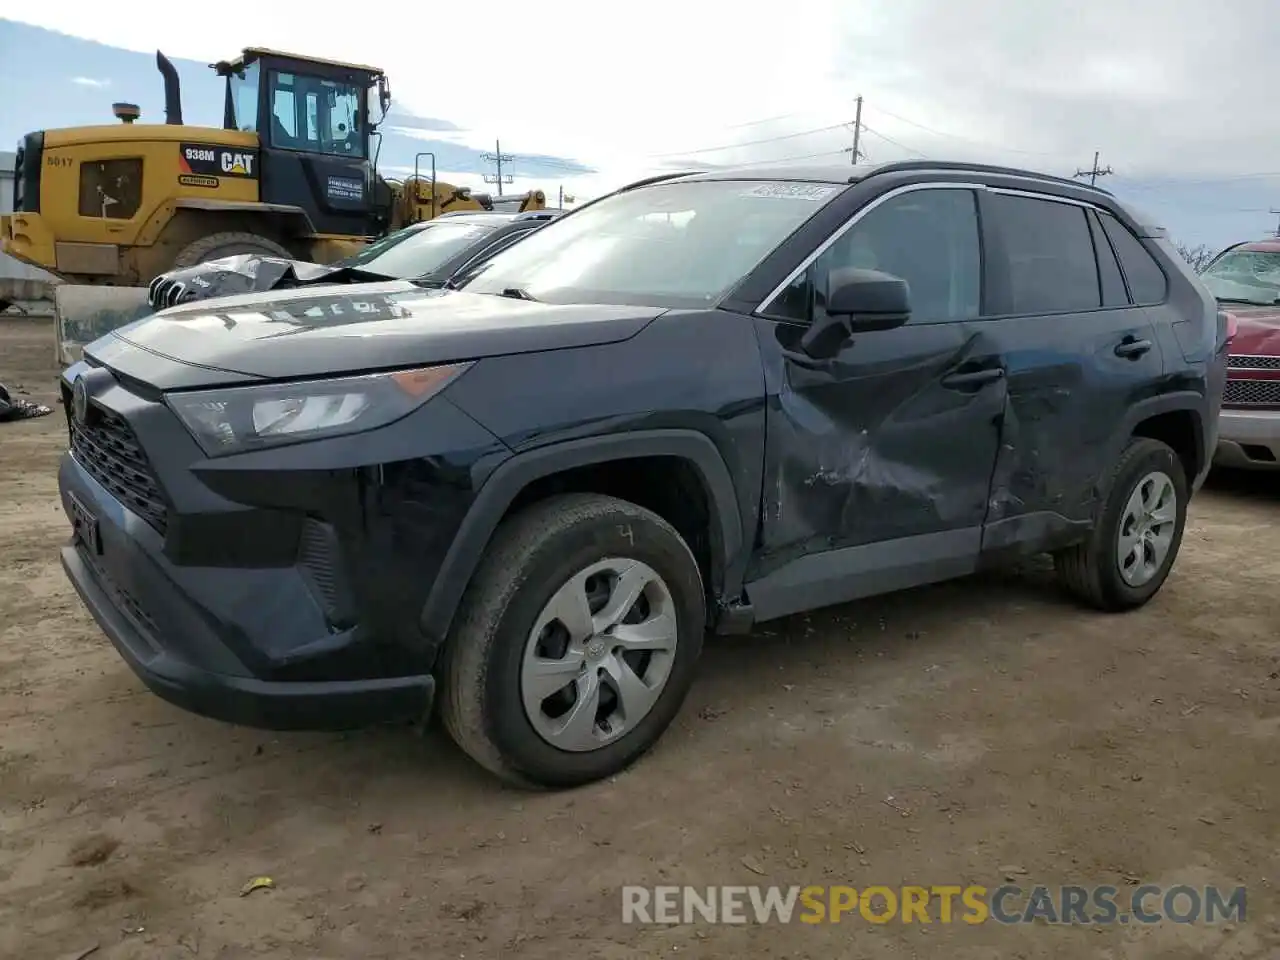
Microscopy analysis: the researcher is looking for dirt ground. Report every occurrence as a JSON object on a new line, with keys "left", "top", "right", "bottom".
{"left": 1, "top": 317, "right": 1278, "bottom": 960}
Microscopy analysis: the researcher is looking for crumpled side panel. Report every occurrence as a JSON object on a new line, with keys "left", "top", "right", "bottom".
{"left": 753, "top": 321, "right": 1005, "bottom": 578}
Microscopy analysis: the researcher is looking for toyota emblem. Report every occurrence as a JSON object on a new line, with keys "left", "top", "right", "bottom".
{"left": 72, "top": 376, "right": 88, "bottom": 425}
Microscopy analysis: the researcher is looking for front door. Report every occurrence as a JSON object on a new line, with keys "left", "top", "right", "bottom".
{"left": 258, "top": 67, "right": 376, "bottom": 237}
{"left": 745, "top": 184, "right": 1006, "bottom": 620}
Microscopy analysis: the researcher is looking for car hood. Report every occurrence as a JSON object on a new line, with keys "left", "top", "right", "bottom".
{"left": 86, "top": 282, "right": 664, "bottom": 389}
{"left": 1221, "top": 303, "right": 1280, "bottom": 356}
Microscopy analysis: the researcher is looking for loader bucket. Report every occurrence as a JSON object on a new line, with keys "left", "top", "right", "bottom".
{"left": 54, "top": 285, "right": 154, "bottom": 367}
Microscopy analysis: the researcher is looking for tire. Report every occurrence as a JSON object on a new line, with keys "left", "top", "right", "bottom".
{"left": 171, "top": 231, "right": 291, "bottom": 269}
{"left": 439, "top": 493, "right": 706, "bottom": 789}
{"left": 1054, "top": 436, "right": 1189, "bottom": 611}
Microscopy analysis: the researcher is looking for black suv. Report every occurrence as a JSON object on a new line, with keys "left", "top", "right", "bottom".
{"left": 56, "top": 160, "right": 1228, "bottom": 789}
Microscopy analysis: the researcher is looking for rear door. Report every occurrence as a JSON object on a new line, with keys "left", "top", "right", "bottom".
{"left": 969, "top": 188, "right": 1164, "bottom": 557}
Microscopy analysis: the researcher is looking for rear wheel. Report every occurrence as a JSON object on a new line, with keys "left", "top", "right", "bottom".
{"left": 439, "top": 493, "right": 706, "bottom": 789}
{"left": 1054, "top": 436, "right": 1188, "bottom": 611}
{"left": 172, "top": 231, "right": 290, "bottom": 269}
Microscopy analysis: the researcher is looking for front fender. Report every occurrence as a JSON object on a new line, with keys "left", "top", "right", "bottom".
{"left": 418, "top": 429, "right": 746, "bottom": 646}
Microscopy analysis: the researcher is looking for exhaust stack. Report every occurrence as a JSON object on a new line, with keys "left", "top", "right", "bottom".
{"left": 155, "top": 50, "right": 183, "bottom": 125}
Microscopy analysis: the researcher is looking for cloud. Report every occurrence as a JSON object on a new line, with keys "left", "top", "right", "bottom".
{"left": 69, "top": 76, "right": 109, "bottom": 87}
{"left": 11, "top": 0, "right": 1280, "bottom": 243}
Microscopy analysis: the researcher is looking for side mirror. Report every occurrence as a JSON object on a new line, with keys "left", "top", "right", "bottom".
{"left": 825, "top": 267, "right": 911, "bottom": 331}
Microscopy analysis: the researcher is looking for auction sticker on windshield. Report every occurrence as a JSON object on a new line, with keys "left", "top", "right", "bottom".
{"left": 741, "top": 183, "right": 839, "bottom": 202}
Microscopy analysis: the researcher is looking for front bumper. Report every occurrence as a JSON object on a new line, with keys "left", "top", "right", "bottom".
{"left": 61, "top": 541, "right": 434, "bottom": 730}
{"left": 1212, "top": 408, "right": 1280, "bottom": 471}
{"left": 59, "top": 456, "right": 435, "bottom": 730}
{"left": 54, "top": 357, "right": 508, "bottom": 732}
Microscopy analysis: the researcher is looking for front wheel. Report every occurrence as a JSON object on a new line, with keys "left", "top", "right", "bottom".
{"left": 1054, "top": 437, "right": 1189, "bottom": 611}
{"left": 439, "top": 493, "right": 706, "bottom": 788}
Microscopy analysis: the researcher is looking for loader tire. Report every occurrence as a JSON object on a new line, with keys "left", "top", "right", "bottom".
{"left": 172, "top": 232, "right": 291, "bottom": 269}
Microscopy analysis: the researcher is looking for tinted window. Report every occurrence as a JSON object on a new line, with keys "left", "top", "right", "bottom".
{"left": 988, "top": 194, "right": 1100, "bottom": 314}
{"left": 768, "top": 188, "right": 981, "bottom": 325}
{"left": 1087, "top": 210, "right": 1129, "bottom": 307}
{"left": 1099, "top": 213, "right": 1168, "bottom": 305}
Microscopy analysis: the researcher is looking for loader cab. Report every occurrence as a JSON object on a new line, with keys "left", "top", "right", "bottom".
{"left": 213, "top": 48, "right": 389, "bottom": 238}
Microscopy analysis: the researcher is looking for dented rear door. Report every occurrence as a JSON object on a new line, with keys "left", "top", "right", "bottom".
{"left": 971, "top": 189, "right": 1164, "bottom": 555}
{"left": 750, "top": 185, "right": 1004, "bottom": 574}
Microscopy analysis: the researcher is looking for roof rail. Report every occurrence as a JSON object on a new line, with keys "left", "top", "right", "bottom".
{"left": 617, "top": 171, "right": 701, "bottom": 192}
{"left": 864, "top": 160, "right": 1114, "bottom": 196}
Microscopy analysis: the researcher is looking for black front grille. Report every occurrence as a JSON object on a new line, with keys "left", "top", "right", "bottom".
{"left": 1223, "top": 378, "right": 1280, "bottom": 407}
{"left": 1228, "top": 355, "right": 1280, "bottom": 370}
{"left": 68, "top": 404, "right": 169, "bottom": 534}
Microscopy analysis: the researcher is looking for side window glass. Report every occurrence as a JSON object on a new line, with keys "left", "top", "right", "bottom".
{"left": 1087, "top": 210, "right": 1130, "bottom": 307}
{"left": 1099, "top": 213, "right": 1169, "bottom": 305}
{"left": 766, "top": 188, "right": 981, "bottom": 325}
{"left": 988, "top": 194, "right": 1100, "bottom": 314}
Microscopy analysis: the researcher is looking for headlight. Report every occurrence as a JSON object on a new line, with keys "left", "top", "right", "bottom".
{"left": 165, "top": 363, "right": 472, "bottom": 457}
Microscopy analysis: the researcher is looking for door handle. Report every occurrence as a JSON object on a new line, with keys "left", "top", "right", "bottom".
{"left": 1114, "top": 337, "right": 1153, "bottom": 359}
{"left": 942, "top": 367, "right": 1005, "bottom": 389}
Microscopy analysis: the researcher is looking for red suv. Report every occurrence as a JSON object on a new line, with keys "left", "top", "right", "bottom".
{"left": 1202, "top": 238, "right": 1280, "bottom": 470}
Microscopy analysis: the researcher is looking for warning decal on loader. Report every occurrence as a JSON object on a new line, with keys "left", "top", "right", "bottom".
{"left": 179, "top": 143, "right": 259, "bottom": 179}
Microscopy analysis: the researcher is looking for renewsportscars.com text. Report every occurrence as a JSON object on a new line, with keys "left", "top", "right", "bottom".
{"left": 622, "top": 884, "right": 1247, "bottom": 926}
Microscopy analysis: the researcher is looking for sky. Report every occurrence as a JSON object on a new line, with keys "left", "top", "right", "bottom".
{"left": 4, "top": 1, "right": 1280, "bottom": 251}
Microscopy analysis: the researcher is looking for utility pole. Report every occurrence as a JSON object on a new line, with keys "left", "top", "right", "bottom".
{"left": 1269, "top": 208, "right": 1280, "bottom": 237}
{"left": 1073, "top": 150, "right": 1113, "bottom": 186}
{"left": 482, "top": 139, "right": 514, "bottom": 196}
{"left": 851, "top": 95, "right": 865, "bottom": 165}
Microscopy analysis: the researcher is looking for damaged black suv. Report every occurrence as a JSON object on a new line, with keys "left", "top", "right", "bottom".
{"left": 58, "top": 160, "right": 1228, "bottom": 788}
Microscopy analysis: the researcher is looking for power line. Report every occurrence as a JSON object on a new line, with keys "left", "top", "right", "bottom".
{"left": 860, "top": 123, "right": 928, "bottom": 159}
{"left": 724, "top": 110, "right": 814, "bottom": 129}
{"left": 1113, "top": 171, "right": 1280, "bottom": 189}
{"left": 481, "top": 139, "right": 514, "bottom": 196}
{"left": 1073, "top": 151, "right": 1113, "bottom": 186}
{"left": 694, "top": 148, "right": 854, "bottom": 169}
{"left": 865, "top": 103, "right": 1063, "bottom": 158}
{"left": 647, "top": 122, "right": 849, "bottom": 158}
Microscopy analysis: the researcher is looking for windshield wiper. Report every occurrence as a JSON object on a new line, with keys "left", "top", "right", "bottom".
{"left": 499, "top": 287, "right": 538, "bottom": 301}
{"left": 1216, "top": 296, "right": 1280, "bottom": 306}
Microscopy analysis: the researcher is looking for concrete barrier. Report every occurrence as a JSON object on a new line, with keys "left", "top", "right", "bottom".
{"left": 54, "top": 285, "right": 154, "bottom": 366}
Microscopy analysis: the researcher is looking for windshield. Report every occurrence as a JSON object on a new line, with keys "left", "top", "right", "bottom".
{"left": 337, "top": 221, "right": 501, "bottom": 279}
{"left": 1201, "top": 249, "right": 1280, "bottom": 305}
{"left": 458, "top": 179, "right": 842, "bottom": 306}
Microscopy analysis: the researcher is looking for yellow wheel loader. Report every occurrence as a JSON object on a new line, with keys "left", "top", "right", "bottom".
{"left": 0, "top": 47, "right": 546, "bottom": 363}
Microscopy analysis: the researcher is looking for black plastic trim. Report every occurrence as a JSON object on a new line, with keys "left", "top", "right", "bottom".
{"left": 62, "top": 545, "right": 434, "bottom": 731}
{"left": 419, "top": 429, "right": 746, "bottom": 644}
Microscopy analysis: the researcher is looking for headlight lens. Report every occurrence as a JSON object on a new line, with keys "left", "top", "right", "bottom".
{"left": 166, "top": 363, "right": 472, "bottom": 456}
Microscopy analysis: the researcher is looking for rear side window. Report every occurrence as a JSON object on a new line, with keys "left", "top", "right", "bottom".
{"left": 1098, "top": 213, "right": 1168, "bottom": 305}
{"left": 987, "top": 193, "right": 1100, "bottom": 314}
{"left": 1087, "top": 210, "right": 1129, "bottom": 307}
